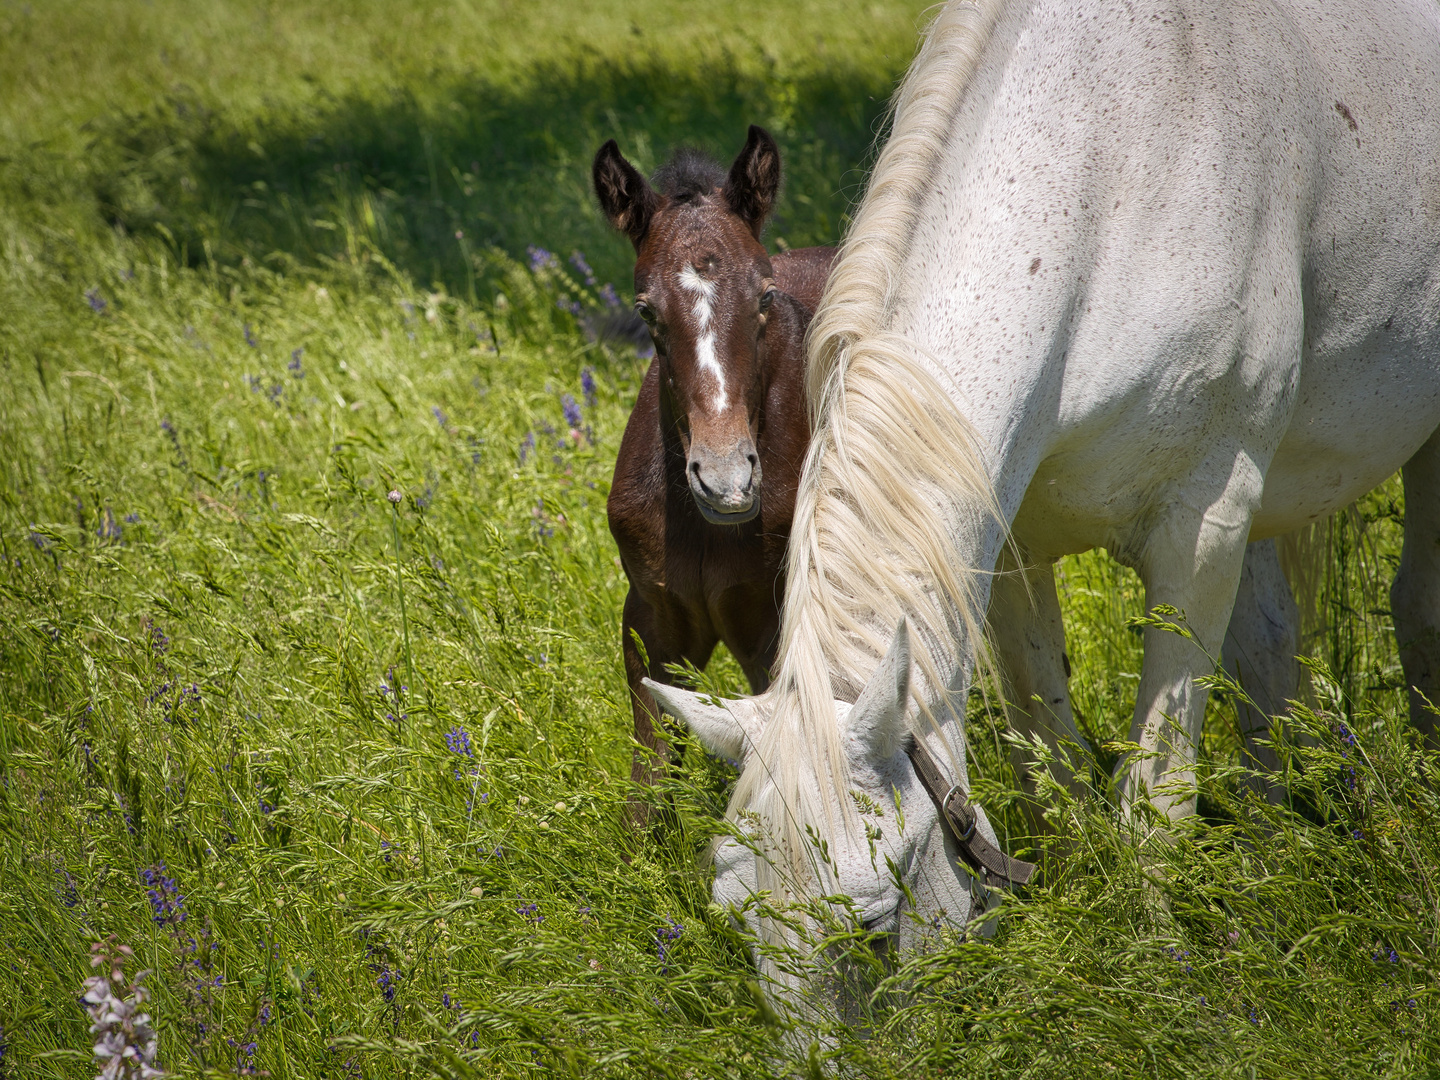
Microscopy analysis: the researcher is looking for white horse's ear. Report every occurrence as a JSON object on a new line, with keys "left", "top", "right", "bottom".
{"left": 642, "top": 680, "right": 763, "bottom": 761}
{"left": 845, "top": 619, "right": 912, "bottom": 763}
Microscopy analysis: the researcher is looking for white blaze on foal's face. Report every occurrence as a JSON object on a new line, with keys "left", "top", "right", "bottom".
{"left": 677, "top": 264, "right": 727, "bottom": 412}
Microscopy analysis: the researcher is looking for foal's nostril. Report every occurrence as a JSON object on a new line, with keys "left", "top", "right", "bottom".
{"left": 689, "top": 459, "right": 714, "bottom": 495}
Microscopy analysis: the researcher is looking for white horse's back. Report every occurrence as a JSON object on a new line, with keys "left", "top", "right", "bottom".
{"left": 889, "top": 0, "right": 1440, "bottom": 556}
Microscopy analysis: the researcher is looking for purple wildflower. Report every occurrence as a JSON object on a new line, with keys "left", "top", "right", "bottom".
{"left": 387, "top": 489, "right": 402, "bottom": 504}
{"left": 28, "top": 527, "right": 48, "bottom": 551}
{"left": 599, "top": 282, "right": 621, "bottom": 309}
{"left": 141, "top": 862, "right": 186, "bottom": 928}
{"left": 1162, "top": 945, "right": 1194, "bottom": 975}
{"left": 244, "top": 324, "right": 259, "bottom": 349}
{"left": 229, "top": 1036, "right": 259, "bottom": 1075}
{"left": 657, "top": 918, "right": 683, "bottom": 974}
{"left": 156, "top": 683, "right": 200, "bottom": 726}
{"left": 58, "top": 867, "right": 80, "bottom": 909}
{"left": 581, "top": 367, "right": 597, "bottom": 408}
{"left": 519, "top": 431, "right": 535, "bottom": 465}
{"left": 124, "top": 511, "right": 140, "bottom": 524}
{"left": 98, "top": 507, "right": 122, "bottom": 542}
{"left": 289, "top": 348, "right": 304, "bottom": 377}
{"left": 446, "top": 726, "right": 482, "bottom": 782}
{"left": 561, "top": 393, "right": 582, "bottom": 429}
{"left": 364, "top": 938, "right": 400, "bottom": 1005}
{"left": 147, "top": 621, "right": 170, "bottom": 656}
{"left": 516, "top": 900, "right": 543, "bottom": 924}
{"left": 527, "top": 245, "right": 557, "bottom": 272}
{"left": 569, "top": 250, "right": 597, "bottom": 285}
{"left": 379, "top": 668, "right": 407, "bottom": 697}
{"left": 84, "top": 288, "right": 108, "bottom": 314}
{"left": 432, "top": 405, "right": 448, "bottom": 427}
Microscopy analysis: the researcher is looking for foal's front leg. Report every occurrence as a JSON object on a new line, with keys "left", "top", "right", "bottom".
{"left": 621, "top": 587, "right": 716, "bottom": 797}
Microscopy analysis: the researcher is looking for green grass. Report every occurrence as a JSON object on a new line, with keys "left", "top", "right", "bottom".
{"left": 2, "top": 2, "right": 1438, "bottom": 1076}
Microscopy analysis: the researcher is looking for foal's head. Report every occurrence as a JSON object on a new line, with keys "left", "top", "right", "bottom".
{"left": 593, "top": 126, "right": 783, "bottom": 524}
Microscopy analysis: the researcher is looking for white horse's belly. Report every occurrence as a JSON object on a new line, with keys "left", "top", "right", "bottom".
{"left": 1254, "top": 347, "right": 1440, "bottom": 536}
{"left": 1012, "top": 341, "right": 1440, "bottom": 557}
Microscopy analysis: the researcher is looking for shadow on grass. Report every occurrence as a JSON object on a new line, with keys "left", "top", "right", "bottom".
{"left": 88, "top": 52, "right": 900, "bottom": 297}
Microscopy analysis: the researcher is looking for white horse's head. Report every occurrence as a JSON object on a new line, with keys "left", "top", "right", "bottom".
{"left": 644, "top": 622, "right": 991, "bottom": 1013}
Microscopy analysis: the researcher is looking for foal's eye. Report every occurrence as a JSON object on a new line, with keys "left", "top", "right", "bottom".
{"left": 634, "top": 299, "right": 657, "bottom": 325}
{"left": 758, "top": 288, "right": 777, "bottom": 313}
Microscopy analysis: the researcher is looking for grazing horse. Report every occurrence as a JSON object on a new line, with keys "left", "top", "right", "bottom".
{"left": 592, "top": 127, "right": 837, "bottom": 796}
{"left": 650, "top": 0, "right": 1440, "bottom": 1012}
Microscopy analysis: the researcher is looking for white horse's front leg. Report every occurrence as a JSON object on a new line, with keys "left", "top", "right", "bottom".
{"left": 1393, "top": 426, "right": 1440, "bottom": 746}
{"left": 1122, "top": 463, "right": 1261, "bottom": 825}
{"left": 1222, "top": 538, "right": 1300, "bottom": 795}
{"left": 989, "top": 552, "right": 1090, "bottom": 809}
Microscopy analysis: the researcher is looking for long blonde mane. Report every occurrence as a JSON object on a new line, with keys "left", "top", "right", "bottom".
{"left": 727, "top": 0, "right": 1011, "bottom": 894}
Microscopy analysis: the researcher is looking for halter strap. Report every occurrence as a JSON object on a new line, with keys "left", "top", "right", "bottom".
{"left": 905, "top": 738, "right": 1037, "bottom": 889}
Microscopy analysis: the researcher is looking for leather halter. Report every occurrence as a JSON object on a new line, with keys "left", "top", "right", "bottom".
{"left": 905, "top": 738, "right": 1037, "bottom": 889}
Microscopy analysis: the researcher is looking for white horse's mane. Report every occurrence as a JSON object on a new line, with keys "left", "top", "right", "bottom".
{"left": 727, "top": 0, "right": 1011, "bottom": 893}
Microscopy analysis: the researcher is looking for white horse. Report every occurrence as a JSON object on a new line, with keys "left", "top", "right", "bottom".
{"left": 650, "top": 0, "right": 1440, "bottom": 1011}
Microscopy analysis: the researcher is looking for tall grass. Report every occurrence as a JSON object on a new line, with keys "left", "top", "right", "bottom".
{"left": 1, "top": 2, "right": 1436, "bottom": 1076}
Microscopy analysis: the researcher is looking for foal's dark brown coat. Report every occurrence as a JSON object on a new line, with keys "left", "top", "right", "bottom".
{"left": 593, "top": 127, "right": 836, "bottom": 792}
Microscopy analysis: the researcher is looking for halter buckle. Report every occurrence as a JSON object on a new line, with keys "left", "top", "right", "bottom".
{"left": 943, "top": 785, "right": 975, "bottom": 840}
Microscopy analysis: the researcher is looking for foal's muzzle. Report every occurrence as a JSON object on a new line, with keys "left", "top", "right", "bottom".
{"left": 687, "top": 438, "right": 761, "bottom": 524}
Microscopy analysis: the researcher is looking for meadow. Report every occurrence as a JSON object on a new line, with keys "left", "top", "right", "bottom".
{"left": 1, "top": 2, "right": 1436, "bottom": 1076}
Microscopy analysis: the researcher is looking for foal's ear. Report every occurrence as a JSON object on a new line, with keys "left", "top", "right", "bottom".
{"left": 723, "top": 125, "right": 782, "bottom": 239}
{"left": 593, "top": 140, "right": 659, "bottom": 248}
{"left": 844, "top": 620, "right": 913, "bottom": 764}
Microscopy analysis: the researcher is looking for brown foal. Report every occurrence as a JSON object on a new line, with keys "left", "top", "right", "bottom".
{"left": 592, "top": 126, "right": 836, "bottom": 799}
